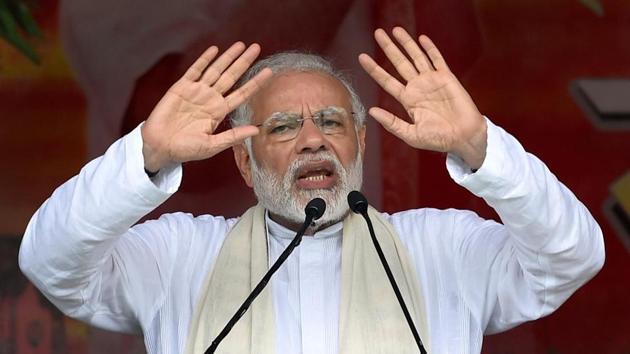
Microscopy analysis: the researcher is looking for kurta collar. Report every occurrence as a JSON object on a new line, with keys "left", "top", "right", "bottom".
{"left": 264, "top": 210, "right": 343, "bottom": 240}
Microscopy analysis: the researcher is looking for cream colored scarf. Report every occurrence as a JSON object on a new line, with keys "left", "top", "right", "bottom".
{"left": 184, "top": 205, "right": 431, "bottom": 354}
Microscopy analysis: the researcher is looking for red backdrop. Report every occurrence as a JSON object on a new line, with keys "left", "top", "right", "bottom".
{"left": 0, "top": 0, "right": 628, "bottom": 352}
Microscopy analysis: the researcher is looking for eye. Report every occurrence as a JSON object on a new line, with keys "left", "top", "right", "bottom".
{"left": 321, "top": 118, "right": 342, "bottom": 127}
{"left": 316, "top": 111, "right": 345, "bottom": 132}
{"left": 269, "top": 124, "right": 293, "bottom": 134}
{"left": 267, "top": 114, "right": 300, "bottom": 135}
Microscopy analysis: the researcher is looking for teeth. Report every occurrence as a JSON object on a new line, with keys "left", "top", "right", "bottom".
{"left": 304, "top": 174, "right": 326, "bottom": 181}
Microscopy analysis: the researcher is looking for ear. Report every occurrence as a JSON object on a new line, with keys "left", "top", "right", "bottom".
{"left": 233, "top": 143, "right": 254, "bottom": 188}
{"left": 357, "top": 124, "right": 367, "bottom": 158}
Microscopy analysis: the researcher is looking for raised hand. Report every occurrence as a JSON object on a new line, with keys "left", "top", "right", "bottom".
{"left": 141, "top": 42, "right": 272, "bottom": 172}
{"left": 359, "top": 27, "right": 487, "bottom": 169}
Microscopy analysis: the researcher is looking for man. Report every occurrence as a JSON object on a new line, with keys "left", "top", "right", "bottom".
{"left": 19, "top": 28, "right": 604, "bottom": 354}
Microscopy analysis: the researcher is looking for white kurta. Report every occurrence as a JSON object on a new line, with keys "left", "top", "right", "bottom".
{"left": 19, "top": 119, "right": 604, "bottom": 354}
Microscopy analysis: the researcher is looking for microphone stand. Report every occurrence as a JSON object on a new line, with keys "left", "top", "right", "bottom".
{"left": 205, "top": 198, "right": 326, "bottom": 354}
{"left": 348, "top": 191, "right": 427, "bottom": 354}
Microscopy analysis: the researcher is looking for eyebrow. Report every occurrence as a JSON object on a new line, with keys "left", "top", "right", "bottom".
{"left": 268, "top": 106, "right": 346, "bottom": 118}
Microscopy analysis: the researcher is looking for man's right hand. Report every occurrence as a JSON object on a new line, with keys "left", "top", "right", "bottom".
{"left": 141, "top": 42, "right": 272, "bottom": 173}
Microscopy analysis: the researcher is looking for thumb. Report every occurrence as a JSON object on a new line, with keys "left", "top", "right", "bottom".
{"left": 206, "top": 125, "right": 260, "bottom": 156}
{"left": 369, "top": 107, "right": 417, "bottom": 146}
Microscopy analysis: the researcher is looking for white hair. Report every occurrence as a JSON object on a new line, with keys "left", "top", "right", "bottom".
{"left": 230, "top": 52, "right": 366, "bottom": 130}
{"left": 233, "top": 52, "right": 366, "bottom": 224}
{"left": 250, "top": 148, "right": 363, "bottom": 226}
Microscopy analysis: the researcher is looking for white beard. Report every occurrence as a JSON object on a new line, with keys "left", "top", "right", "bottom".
{"left": 250, "top": 149, "right": 363, "bottom": 227}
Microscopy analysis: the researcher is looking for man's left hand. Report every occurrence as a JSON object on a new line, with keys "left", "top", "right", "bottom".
{"left": 359, "top": 27, "right": 487, "bottom": 169}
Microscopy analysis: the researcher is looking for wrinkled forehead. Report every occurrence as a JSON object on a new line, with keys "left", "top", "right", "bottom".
{"left": 249, "top": 71, "right": 353, "bottom": 124}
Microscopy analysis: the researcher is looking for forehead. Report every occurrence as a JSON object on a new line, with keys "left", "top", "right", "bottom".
{"left": 249, "top": 71, "right": 352, "bottom": 123}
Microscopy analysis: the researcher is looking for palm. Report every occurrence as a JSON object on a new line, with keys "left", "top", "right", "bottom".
{"left": 359, "top": 28, "right": 486, "bottom": 168}
{"left": 150, "top": 82, "right": 229, "bottom": 161}
{"left": 399, "top": 71, "right": 480, "bottom": 152}
{"left": 141, "top": 43, "right": 272, "bottom": 172}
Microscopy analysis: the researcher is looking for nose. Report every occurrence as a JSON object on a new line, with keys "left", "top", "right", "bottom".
{"left": 294, "top": 115, "right": 328, "bottom": 153}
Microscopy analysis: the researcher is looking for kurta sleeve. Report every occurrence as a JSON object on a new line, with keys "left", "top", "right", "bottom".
{"left": 445, "top": 118, "right": 605, "bottom": 334}
{"left": 18, "top": 123, "right": 184, "bottom": 333}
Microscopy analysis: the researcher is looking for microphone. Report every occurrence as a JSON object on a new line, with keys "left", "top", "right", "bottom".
{"left": 305, "top": 197, "right": 326, "bottom": 220}
{"left": 347, "top": 191, "right": 427, "bottom": 354}
{"left": 347, "top": 190, "right": 368, "bottom": 214}
{"left": 205, "top": 198, "right": 326, "bottom": 354}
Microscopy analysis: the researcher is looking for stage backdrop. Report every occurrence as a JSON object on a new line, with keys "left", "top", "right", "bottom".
{"left": 1, "top": 0, "right": 628, "bottom": 353}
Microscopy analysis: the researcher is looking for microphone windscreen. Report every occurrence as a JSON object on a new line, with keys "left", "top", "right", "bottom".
{"left": 305, "top": 198, "right": 326, "bottom": 220}
{"left": 347, "top": 191, "right": 368, "bottom": 214}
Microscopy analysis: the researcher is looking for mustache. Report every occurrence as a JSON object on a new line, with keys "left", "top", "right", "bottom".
{"left": 286, "top": 151, "right": 343, "bottom": 182}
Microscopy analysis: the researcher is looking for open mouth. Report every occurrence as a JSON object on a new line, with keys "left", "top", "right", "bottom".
{"left": 300, "top": 169, "right": 332, "bottom": 181}
{"left": 295, "top": 161, "right": 338, "bottom": 189}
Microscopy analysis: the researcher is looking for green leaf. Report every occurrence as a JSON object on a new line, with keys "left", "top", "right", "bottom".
{"left": 8, "top": 0, "right": 41, "bottom": 37}
{"left": 0, "top": 1, "right": 40, "bottom": 64}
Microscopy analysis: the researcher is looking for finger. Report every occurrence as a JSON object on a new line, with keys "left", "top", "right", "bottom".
{"left": 183, "top": 46, "right": 219, "bottom": 81}
{"left": 213, "top": 43, "right": 262, "bottom": 94}
{"left": 200, "top": 42, "right": 247, "bottom": 85}
{"left": 369, "top": 107, "right": 419, "bottom": 147}
{"left": 419, "top": 35, "right": 450, "bottom": 71}
{"left": 208, "top": 125, "right": 260, "bottom": 154}
{"left": 392, "top": 27, "right": 433, "bottom": 73}
{"left": 358, "top": 53, "right": 405, "bottom": 101}
{"left": 373, "top": 28, "right": 418, "bottom": 82}
{"left": 225, "top": 67, "right": 273, "bottom": 111}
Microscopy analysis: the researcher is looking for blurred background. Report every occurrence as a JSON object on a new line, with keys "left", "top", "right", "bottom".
{"left": 1, "top": 0, "right": 629, "bottom": 353}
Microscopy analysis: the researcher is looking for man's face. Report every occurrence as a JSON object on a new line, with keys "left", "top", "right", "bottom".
{"left": 234, "top": 71, "right": 366, "bottom": 226}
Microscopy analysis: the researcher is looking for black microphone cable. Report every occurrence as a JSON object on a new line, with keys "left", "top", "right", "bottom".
{"left": 347, "top": 190, "right": 427, "bottom": 354}
{"left": 205, "top": 198, "right": 326, "bottom": 354}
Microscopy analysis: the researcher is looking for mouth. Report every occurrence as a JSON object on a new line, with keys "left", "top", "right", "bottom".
{"left": 294, "top": 161, "right": 338, "bottom": 190}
